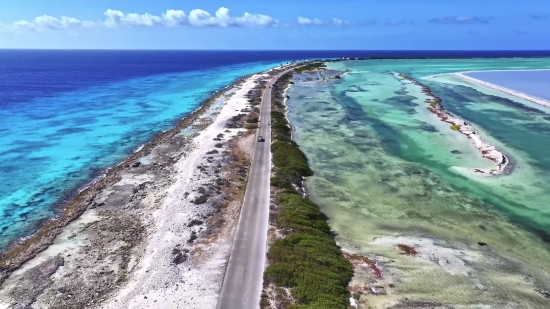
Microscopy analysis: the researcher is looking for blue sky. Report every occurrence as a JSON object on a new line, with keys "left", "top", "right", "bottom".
{"left": 0, "top": 0, "right": 549, "bottom": 49}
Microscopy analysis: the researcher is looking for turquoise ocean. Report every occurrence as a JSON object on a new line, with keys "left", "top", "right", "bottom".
{"left": 0, "top": 50, "right": 291, "bottom": 250}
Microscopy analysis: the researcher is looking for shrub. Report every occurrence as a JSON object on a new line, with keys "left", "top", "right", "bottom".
{"left": 271, "top": 141, "right": 313, "bottom": 189}
{"left": 265, "top": 225, "right": 352, "bottom": 309}
{"left": 294, "top": 62, "right": 327, "bottom": 74}
{"left": 263, "top": 69, "right": 353, "bottom": 309}
{"left": 192, "top": 195, "right": 208, "bottom": 204}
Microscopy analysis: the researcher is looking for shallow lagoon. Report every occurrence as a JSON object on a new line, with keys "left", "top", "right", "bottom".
{"left": 286, "top": 58, "right": 550, "bottom": 307}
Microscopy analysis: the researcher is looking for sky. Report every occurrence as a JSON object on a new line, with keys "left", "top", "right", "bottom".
{"left": 0, "top": 0, "right": 549, "bottom": 50}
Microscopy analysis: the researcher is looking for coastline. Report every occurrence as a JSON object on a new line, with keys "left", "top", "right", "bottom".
{"left": 398, "top": 73, "right": 510, "bottom": 176}
{"left": 455, "top": 71, "right": 550, "bottom": 109}
{"left": 0, "top": 72, "right": 254, "bottom": 283}
{"left": 0, "top": 63, "right": 304, "bottom": 308}
{"left": 3, "top": 56, "right": 550, "bottom": 309}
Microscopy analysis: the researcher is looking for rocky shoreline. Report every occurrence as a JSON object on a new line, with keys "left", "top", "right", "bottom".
{"left": 0, "top": 73, "right": 254, "bottom": 287}
{"left": 0, "top": 65, "right": 299, "bottom": 308}
{"left": 398, "top": 73, "right": 510, "bottom": 176}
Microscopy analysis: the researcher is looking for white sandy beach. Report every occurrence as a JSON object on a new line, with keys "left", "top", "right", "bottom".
{"left": 103, "top": 72, "right": 276, "bottom": 309}
{"left": 102, "top": 78, "right": 258, "bottom": 309}
{"left": 455, "top": 71, "right": 550, "bottom": 109}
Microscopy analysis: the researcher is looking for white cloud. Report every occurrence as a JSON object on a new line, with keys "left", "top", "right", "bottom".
{"left": 105, "top": 7, "right": 277, "bottom": 28}
{"left": 11, "top": 20, "right": 34, "bottom": 30}
{"left": 331, "top": 18, "right": 349, "bottom": 26}
{"left": 188, "top": 9, "right": 222, "bottom": 27}
{"left": 1, "top": 15, "right": 93, "bottom": 32}
{"left": 298, "top": 17, "right": 324, "bottom": 25}
{"left": 429, "top": 16, "right": 492, "bottom": 25}
{"left": 104, "top": 9, "right": 163, "bottom": 27}
{"left": 0, "top": 7, "right": 279, "bottom": 33}
{"left": 298, "top": 16, "right": 348, "bottom": 26}
{"left": 235, "top": 12, "right": 277, "bottom": 27}
{"left": 35, "top": 15, "right": 83, "bottom": 29}
{"left": 162, "top": 9, "right": 188, "bottom": 26}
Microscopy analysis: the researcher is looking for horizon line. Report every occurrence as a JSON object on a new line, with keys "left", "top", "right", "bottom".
{"left": 2, "top": 48, "right": 550, "bottom": 52}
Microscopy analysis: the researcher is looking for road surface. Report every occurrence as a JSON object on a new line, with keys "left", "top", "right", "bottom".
{"left": 216, "top": 68, "right": 291, "bottom": 309}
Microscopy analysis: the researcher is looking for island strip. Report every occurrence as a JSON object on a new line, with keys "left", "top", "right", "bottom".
{"left": 398, "top": 73, "right": 510, "bottom": 176}
{"left": 455, "top": 71, "right": 550, "bottom": 109}
{"left": 260, "top": 63, "right": 354, "bottom": 309}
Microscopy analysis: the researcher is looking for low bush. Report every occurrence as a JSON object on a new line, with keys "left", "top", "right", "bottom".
{"left": 263, "top": 68, "right": 352, "bottom": 309}
{"left": 264, "top": 193, "right": 352, "bottom": 309}
{"left": 191, "top": 195, "right": 208, "bottom": 205}
{"left": 272, "top": 141, "right": 312, "bottom": 188}
{"left": 294, "top": 62, "right": 327, "bottom": 73}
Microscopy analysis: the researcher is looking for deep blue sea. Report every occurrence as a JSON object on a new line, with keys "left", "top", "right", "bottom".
{"left": 465, "top": 70, "right": 550, "bottom": 101}
{"left": 1, "top": 50, "right": 550, "bottom": 252}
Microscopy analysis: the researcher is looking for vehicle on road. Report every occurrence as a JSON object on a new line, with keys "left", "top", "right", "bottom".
{"left": 257, "top": 136, "right": 265, "bottom": 142}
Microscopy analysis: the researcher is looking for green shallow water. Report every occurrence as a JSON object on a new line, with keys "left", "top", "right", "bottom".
{"left": 286, "top": 58, "right": 550, "bottom": 308}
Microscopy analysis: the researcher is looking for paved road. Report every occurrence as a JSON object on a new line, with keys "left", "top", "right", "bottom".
{"left": 216, "top": 68, "right": 291, "bottom": 309}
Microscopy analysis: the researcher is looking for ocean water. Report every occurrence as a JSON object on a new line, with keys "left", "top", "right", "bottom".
{"left": 464, "top": 70, "right": 550, "bottom": 101}
{"left": 0, "top": 54, "right": 292, "bottom": 251}
{"left": 10, "top": 50, "right": 528, "bottom": 251}
{"left": 286, "top": 58, "right": 550, "bottom": 307}
{"left": 2, "top": 51, "right": 550, "bottom": 262}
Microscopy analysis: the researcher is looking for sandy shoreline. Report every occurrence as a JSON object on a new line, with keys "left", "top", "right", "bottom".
{"left": 397, "top": 73, "right": 510, "bottom": 176}
{"left": 0, "top": 64, "right": 296, "bottom": 308}
{"left": 455, "top": 71, "right": 550, "bottom": 109}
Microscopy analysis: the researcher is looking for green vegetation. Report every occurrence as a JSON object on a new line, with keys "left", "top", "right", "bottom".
{"left": 450, "top": 124, "right": 460, "bottom": 131}
{"left": 272, "top": 112, "right": 292, "bottom": 138}
{"left": 264, "top": 220, "right": 353, "bottom": 309}
{"left": 263, "top": 71, "right": 352, "bottom": 309}
{"left": 271, "top": 141, "right": 313, "bottom": 190}
{"left": 248, "top": 98, "right": 261, "bottom": 105}
{"left": 246, "top": 117, "right": 259, "bottom": 123}
{"left": 294, "top": 62, "right": 327, "bottom": 74}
